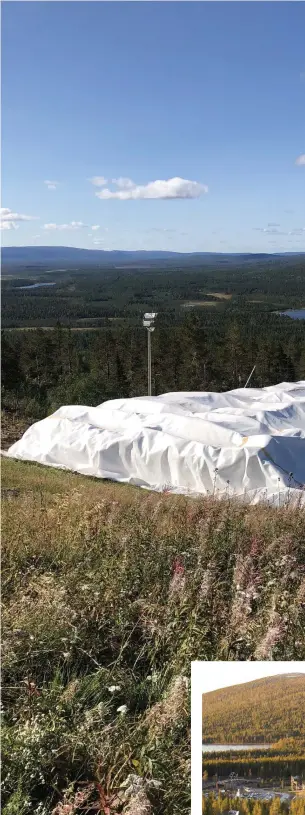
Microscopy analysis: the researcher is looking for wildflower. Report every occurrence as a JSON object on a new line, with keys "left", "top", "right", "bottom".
{"left": 173, "top": 557, "right": 184, "bottom": 575}
{"left": 168, "top": 571, "right": 186, "bottom": 599}
{"left": 199, "top": 568, "right": 213, "bottom": 599}
{"left": 121, "top": 775, "right": 144, "bottom": 796}
{"left": 124, "top": 789, "right": 152, "bottom": 815}
{"left": 73, "top": 785, "right": 95, "bottom": 807}
{"left": 147, "top": 672, "right": 158, "bottom": 683}
{"left": 146, "top": 675, "right": 188, "bottom": 735}
{"left": 297, "top": 578, "right": 305, "bottom": 605}
{"left": 254, "top": 613, "right": 286, "bottom": 659}
{"left": 108, "top": 685, "right": 121, "bottom": 693}
{"left": 249, "top": 536, "right": 262, "bottom": 557}
{"left": 117, "top": 704, "right": 128, "bottom": 714}
{"left": 168, "top": 557, "right": 186, "bottom": 600}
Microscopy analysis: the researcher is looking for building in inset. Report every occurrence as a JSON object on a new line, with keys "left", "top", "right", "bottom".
{"left": 291, "top": 776, "right": 305, "bottom": 792}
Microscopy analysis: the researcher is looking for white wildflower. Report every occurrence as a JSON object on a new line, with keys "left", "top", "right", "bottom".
{"left": 117, "top": 704, "right": 128, "bottom": 714}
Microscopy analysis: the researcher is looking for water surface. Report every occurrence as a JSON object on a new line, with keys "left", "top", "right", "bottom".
{"left": 18, "top": 282, "right": 56, "bottom": 290}
{"left": 277, "top": 309, "right": 305, "bottom": 320}
{"left": 202, "top": 743, "right": 271, "bottom": 753}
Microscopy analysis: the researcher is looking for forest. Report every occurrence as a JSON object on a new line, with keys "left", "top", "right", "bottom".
{"left": 2, "top": 255, "right": 305, "bottom": 329}
{"left": 2, "top": 257, "right": 305, "bottom": 424}
{"left": 202, "top": 751, "right": 305, "bottom": 782}
{"left": 2, "top": 309, "right": 305, "bottom": 424}
{"left": 202, "top": 675, "right": 305, "bottom": 744}
{"left": 202, "top": 792, "right": 305, "bottom": 815}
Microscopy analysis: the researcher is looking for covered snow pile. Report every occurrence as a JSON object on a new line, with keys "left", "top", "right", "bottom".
{"left": 6, "top": 382, "right": 305, "bottom": 505}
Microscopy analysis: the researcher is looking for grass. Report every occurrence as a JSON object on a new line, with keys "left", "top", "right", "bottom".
{"left": 2, "top": 456, "right": 305, "bottom": 815}
{"left": 182, "top": 301, "right": 219, "bottom": 308}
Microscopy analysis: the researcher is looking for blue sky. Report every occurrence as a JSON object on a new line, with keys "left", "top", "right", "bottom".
{"left": 1, "top": 1, "right": 305, "bottom": 253}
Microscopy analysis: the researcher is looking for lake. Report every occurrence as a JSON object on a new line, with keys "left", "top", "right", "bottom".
{"left": 202, "top": 743, "right": 271, "bottom": 753}
{"left": 17, "top": 282, "right": 56, "bottom": 290}
{"left": 277, "top": 309, "right": 305, "bottom": 320}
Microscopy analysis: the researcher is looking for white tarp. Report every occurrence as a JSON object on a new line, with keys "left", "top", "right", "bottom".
{"left": 6, "top": 382, "right": 305, "bottom": 506}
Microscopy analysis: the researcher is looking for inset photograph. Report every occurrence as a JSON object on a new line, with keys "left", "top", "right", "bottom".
{"left": 191, "top": 662, "right": 305, "bottom": 815}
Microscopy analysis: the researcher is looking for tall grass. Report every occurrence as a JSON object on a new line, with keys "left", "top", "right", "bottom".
{"left": 2, "top": 459, "right": 305, "bottom": 814}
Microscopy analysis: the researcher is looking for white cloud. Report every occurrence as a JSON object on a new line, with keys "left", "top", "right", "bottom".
{"left": 112, "top": 177, "right": 135, "bottom": 190}
{"left": 295, "top": 155, "right": 305, "bottom": 166}
{"left": 1, "top": 221, "right": 19, "bottom": 231}
{"left": 0, "top": 207, "right": 39, "bottom": 230}
{"left": 253, "top": 226, "right": 286, "bottom": 235}
{"left": 43, "top": 221, "right": 87, "bottom": 231}
{"left": 95, "top": 176, "right": 208, "bottom": 200}
{"left": 44, "top": 180, "right": 59, "bottom": 190}
{"left": 148, "top": 227, "right": 176, "bottom": 233}
{"left": 91, "top": 224, "right": 100, "bottom": 230}
{"left": 93, "top": 238, "right": 104, "bottom": 245}
{"left": 89, "top": 176, "right": 108, "bottom": 186}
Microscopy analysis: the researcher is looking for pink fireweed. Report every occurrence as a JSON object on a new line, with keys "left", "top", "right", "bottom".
{"left": 254, "top": 612, "right": 286, "bottom": 659}
{"left": 168, "top": 558, "right": 186, "bottom": 600}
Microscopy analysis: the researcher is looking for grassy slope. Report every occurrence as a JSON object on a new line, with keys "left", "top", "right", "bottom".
{"left": 202, "top": 675, "right": 305, "bottom": 743}
{"left": 2, "top": 457, "right": 305, "bottom": 814}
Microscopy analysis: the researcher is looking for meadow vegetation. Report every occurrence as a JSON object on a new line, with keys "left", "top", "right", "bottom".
{"left": 2, "top": 457, "right": 305, "bottom": 814}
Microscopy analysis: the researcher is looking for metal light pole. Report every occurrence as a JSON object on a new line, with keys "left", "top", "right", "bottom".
{"left": 147, "top": 327, "right": 152, "bottom": 396}
{"left": 143, "top": 312, "right": 157, "bottom": 396}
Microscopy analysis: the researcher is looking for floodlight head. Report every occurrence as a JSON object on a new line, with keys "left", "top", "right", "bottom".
{"left": 143, "top": 311, "right": 157, "bottom": 330}
{"left": 144, "top": 312, "right": 157, "bottom": 320}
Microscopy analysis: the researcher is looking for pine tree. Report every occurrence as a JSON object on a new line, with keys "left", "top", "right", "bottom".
{"left": 115, "top": 351, "right": 130, "bottom": 398}
{"left": 269, "top": 798, "right": 283, "bottom": 815}
{"left": 225, "top": 321, "right": 245, "bottom": 388}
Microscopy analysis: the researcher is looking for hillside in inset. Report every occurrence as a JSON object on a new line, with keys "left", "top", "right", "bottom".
{"left": 202, "top": 674, "right": 305, "bottom": 743}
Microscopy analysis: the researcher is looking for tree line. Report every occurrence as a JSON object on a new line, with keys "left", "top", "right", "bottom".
{"left": 1, "top": 310, "right": 305, "bottom": 421}
{"left": 2, "top": 256, "right": 305, "bottom": 328}
{"left": 202, "top": 792, "right": 305, "bottom": 815}
{"left": 202, "top": 754, "right": 305, "bottom": 781}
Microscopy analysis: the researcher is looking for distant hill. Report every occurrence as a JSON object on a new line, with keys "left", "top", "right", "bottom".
{"left": 202, "top": 674, "right": 305, "bottom": 743}
{"left": 1, "top": 246, "right": 185, "bottom": 266}
{"left": 2, "top": 245, "right": 304, "bottom": 271}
